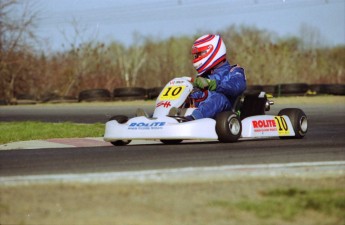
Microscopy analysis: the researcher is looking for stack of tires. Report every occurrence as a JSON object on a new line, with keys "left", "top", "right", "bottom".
{"left": 245, "top": 83, "right": 345, "bottom": 97}
{"left": 275, "top": 83, "right": 309, "bottom": 97}
{"left": 146, "top": 87, "right": 164, "bottom": 99}
{"left": 78, "top": 89, "right": 112, "bottom": 102}
{"left": 41, "top": 93, "right": 78, "bottom": 103}
{"left": 14, "top": 94, "right": 37, "bottom": 105}
{"left": 113, "top": 87, "right": 147, "bottom": 101}
{"left": 308, "top": 84, "right": 345, "bottom": 96}
{"left": 77, "top": 87, "right": 148, "bottom": 102}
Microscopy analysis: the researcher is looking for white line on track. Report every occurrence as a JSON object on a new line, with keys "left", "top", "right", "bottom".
{"left": 1, "top": 161, "right": 344, "bottom": 185}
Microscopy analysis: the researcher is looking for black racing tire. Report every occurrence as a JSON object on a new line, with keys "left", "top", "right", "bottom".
{"left": 160, "top": 139, "right": 183, "bottom": 145}
{"left": 216, "top": 111, "right": 242, "bottom": 143}
{"left": 278, "top": 108, "right": 308, "bottom": 139}
{"left": 108, "top": 115, "right": 132, "bottom": 146}
{"left": 276, "top": 83, "right": 309, "bottom": 96}
{"left": 78, "top": 89, "right": 111, "bottom": 102}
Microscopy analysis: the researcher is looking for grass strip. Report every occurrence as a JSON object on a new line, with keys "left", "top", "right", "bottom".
{"left": 0, "top": 121, "right": 104, "bottom": 144}
{"left": 233, "top": 187, "right": 345, "bottom": 221}
{"left": 1, "top": 177, "right": 344, "bottom": 225}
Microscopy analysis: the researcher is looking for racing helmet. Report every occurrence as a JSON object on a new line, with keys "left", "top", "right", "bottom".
{"left": 192, "top": 34, "right": 226, "bottom": 76}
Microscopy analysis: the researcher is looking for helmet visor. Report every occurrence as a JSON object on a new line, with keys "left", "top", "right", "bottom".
{"left": 193, "top": 51, "right": 207, "bottom": 60}
{"left": 192, "top": 45, "right": 213, "bottom": 62}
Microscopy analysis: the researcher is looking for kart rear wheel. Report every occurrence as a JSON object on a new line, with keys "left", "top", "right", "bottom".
{"left": 278, "top": 108, "right": 308, "bottom": 139}
{"left": 108, "top": 115, "right": 132, "bottom": 146}
{"left": 216, "top": 111, "right": 242, "bottom": 143}
{"left": 160, "top": 139, "right": 183, "bottom": 145}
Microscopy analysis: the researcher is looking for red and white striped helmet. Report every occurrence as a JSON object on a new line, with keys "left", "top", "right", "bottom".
{"left": 192, "top": 34, "right": 226, "bottom": 76}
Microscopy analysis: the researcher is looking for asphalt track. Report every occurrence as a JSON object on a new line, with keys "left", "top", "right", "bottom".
{"left": 0, "top": 102, "right": 344, "bottom": 177}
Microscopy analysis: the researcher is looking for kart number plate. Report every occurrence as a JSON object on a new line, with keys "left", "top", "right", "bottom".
{"left": 159, "top": 86, "right": 186, "bottom": 100}
{"left": 274, "top": 116, "right": 290, "bottom": 136}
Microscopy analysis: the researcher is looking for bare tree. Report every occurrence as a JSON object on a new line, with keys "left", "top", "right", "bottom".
{"left": 0, "top": 0, "right": 38, "bottom": 101}
{"left": 108, "top": 43, "right": 147, "bottom": 87}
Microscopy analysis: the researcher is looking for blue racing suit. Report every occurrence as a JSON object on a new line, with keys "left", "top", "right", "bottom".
{"left": 190, "top": 60, "right": 246, "bottom": 119}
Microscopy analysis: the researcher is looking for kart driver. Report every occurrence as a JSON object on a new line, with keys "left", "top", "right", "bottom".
{"left": 185, "top": 34, "right": 247, "bottom": 120}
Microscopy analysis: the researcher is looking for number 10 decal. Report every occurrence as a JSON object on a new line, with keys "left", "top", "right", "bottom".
{"left": 274, "top": 116, "right": 290, "bottom": 135}
{"left": 159, "top": 86, "right": 185, "bottom": 100}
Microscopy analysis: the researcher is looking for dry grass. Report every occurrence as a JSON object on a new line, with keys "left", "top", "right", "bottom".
{"left": 1, "top": 176, "right": 344, "bottom": 225}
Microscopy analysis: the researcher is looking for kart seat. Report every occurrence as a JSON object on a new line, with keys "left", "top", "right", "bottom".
{"left": 232, "top": 91, "right": 268, "bottom": 120}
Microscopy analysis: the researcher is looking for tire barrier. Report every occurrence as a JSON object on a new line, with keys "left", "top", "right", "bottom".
{"left": 47, "top": 96, "right": 78, "bottom": 104}
{"left": 261, "top": 85, "right": 276, "bottom": 96}
{"left": 78, "top": 89, "right": 111, "bottom": 102}
{"left": 325, "top": 84, "right": 345, "bottom": 95}
{"left": 146, "top": 87, "right": 164, "bottom": 99}
{"left": 113, "top": 87, "right": 147, "bottom": 101}
{"left": 0, "top": 83, "right": 343, "bottom": 105}
{"left": 41, "top": 93, "right": 61, "bottom": 103}
{"left": 275, "top": 83, "right": 309, "bottom": 96}
{"left": 244, "top": 85, "right": 263, "bottom": 95}
{"left": 246, "top": 83, "right": 344, "bottom": 97}
{"left": 15, "top": 94, "right": 37, "bottom": 105}
{"left": 309, "top": 84, "right": 345, "bottom": 96}
{"left": 0, "top": 99, "right": 8, "bottom": 105}
{"left": 41, "top": 93, "right": 78, "bottom": 103}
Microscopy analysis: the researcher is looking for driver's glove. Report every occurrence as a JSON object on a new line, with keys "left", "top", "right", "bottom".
{"left": 194, "top": 77, "right": 217, "bottom": 91}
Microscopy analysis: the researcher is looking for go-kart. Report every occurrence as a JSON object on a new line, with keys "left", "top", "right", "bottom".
{"left": 104, "top": 77, "right": 308, "bottom": 145}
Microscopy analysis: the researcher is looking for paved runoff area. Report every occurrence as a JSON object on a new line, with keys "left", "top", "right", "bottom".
{"left": 0, "top": 138, "right": 215, "bottom": 150}
{"left": 1, "top": 138, "right": 343, "bottom": 185}
{"left": 0, "top": 138, "right": 165, "bottom": 150}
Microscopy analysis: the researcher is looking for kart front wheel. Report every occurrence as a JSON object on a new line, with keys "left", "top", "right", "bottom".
{"left": 216, "top": 111, "right": 242, "bottom": 143}
{"left": 278, "top": 108, "right": 308, "bottom": 139}
{"left": 111, "top": 140, "right": 131, "bottom": 146}
{"left": 108, "top": 115, "right": 132, "bottom": 146}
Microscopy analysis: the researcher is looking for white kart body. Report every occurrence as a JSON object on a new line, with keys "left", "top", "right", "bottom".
{"left": 104, "top": 77, "right": 298, "bottom": 143}
{"left": 104, "top": 116, "right": 218, "bottom": 140}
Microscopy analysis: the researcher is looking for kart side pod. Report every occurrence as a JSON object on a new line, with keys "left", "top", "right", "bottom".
{"left": 240, "top": 108, "right": 308, "bottom": 139}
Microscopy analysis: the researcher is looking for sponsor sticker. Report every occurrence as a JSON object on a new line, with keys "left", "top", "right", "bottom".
{"left": 156, "top": 101, "right": 171, "bottom": 108}
{"left": 128, "top": 122, "right": 166, "bottom": 130}
{"left": 252, "top": 119, "right": 278, "bottom": 132}
{"left": 251, "top": 117, "right": 290, "bottom": 135}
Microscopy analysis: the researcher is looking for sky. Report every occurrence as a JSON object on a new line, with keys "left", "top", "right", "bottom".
{"left": 28, "top": 0, "right": 345, "bottom": 52}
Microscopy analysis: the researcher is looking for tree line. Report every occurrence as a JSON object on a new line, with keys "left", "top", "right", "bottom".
{"left": 1, "top": 1, "right": 344, "bottom": 102}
